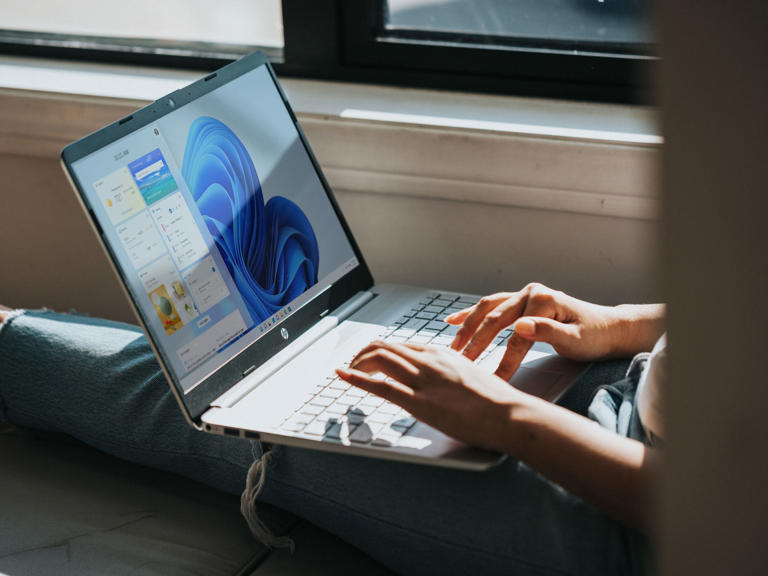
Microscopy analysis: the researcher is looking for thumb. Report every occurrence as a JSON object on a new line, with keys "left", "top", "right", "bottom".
{"left": 513, "top": 317, "right": 578, "bottom": 348}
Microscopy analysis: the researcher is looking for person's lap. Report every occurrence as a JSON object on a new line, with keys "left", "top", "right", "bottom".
{"left": 0, "top": 310, "right": 644, "bottom": 575}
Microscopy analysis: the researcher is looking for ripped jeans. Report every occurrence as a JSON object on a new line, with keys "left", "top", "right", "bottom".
{"left": 0, "top": 310, "right": 651, "bottom": 576}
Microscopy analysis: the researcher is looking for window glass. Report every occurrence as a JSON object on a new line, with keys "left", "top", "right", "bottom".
{"left": 385, "top": 0, "right": 654, "bottom": 52}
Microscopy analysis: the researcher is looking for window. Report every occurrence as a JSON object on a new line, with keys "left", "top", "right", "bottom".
{"left": 0, "top": 0, "right": 657, "bottom": 103}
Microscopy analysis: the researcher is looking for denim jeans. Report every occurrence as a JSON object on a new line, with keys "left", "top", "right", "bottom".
{"left": 0, "top": 310, "right": 650, "bottom": 575}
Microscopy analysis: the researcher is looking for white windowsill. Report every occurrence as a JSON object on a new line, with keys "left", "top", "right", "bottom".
{"left": 0, "top": 55, "right": 661, "bottom": 145}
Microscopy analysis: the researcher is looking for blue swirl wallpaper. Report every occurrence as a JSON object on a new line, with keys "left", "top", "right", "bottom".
{"left": 181, "top": 116, "right": 319, "bottom": 324}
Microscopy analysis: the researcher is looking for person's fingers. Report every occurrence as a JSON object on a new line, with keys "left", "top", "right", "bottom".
{"left": 349, "top": 347, "right": 421, "bottom": 386}
{"left": 356, "top": 339, "right": 430, "bottom": 365}
{"left": 350, "top": 340, "right": 389, "bottom": 363}
{"left": 450, "top": 293, "right": 512, "bottom": 351}
{"left": 513, "top": 317, "right": 580, "bottom": 350}
{"left": 494, "top": 334, "right": 534, "bottom": 381}
{"left": 461, "top": 296, "right": 531, "bottom": 360}
{"left": 444, "top": 307, "right": 472, "bottom": 325}
{"left": 351, "top": 339, "right": 427, "bottom": 363}
{"left": 336, "top": 368, "right": 417, "bottom": 410}
{"left": 493, "top": 287, "right": 558, "bottom": 379}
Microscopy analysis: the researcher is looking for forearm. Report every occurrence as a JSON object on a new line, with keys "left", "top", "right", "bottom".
{"left": 503, "top": 394, "right": 660, "bottom": 533}
{"left": 611, "top": 303, "right": 666, "bottom": 357}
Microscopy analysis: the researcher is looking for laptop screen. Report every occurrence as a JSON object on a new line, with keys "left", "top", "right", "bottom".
{"left": 69, "top": 63, "right": 359, "bottom": 395}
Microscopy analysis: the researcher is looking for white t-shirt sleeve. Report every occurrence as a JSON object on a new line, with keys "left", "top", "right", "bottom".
{"left": 636, "top": 333, "right": 666, "bottom": 441}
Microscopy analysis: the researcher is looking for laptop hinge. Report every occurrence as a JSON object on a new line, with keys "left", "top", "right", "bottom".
{"left": 326, "top": 289, "right": 375, "bottom": 323}
{"left": 208, "top": 290, "right": 375, "bottom": 410}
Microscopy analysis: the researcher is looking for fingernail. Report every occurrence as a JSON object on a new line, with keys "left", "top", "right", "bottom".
{"left": 515, "top": 318, "right": 536, "bottom": 336}
{"left": 336, "top": 368, "right": 350, "bottom": 378}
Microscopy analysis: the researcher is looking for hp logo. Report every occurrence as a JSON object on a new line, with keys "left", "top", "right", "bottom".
{"left": 280, "top": 327, "right": 289, "bottom": 340}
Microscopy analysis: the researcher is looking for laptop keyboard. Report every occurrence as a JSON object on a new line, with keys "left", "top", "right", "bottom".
{"left": 278, "top": 292, "right": 514, "bottom": 447}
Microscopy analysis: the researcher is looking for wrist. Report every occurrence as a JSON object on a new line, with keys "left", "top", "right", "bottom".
{"left": 611, "top": 304, "right": 665, "bottom": 356}
{"left": 498, "top": 392, "right": 545, "bottom": 458}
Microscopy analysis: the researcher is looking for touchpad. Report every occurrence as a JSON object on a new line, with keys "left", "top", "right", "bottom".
{"left": 479, "top": 341, "right": 586, "bottom": 403}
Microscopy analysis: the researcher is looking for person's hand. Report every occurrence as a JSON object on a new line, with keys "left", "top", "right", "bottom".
{"left": 336, "top": 341, "right": 520, "bottom": 453}
{"left": 447, "top": 283, "right": 639, "bottom": 380}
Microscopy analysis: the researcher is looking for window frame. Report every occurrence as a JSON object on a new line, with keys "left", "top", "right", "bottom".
{"left": 0, "top": 0, "right": 657, "bottom": 104}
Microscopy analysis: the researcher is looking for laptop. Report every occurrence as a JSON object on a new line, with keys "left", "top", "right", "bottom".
{"left": 61, "top": 51, "right": 583, "bottom": 471}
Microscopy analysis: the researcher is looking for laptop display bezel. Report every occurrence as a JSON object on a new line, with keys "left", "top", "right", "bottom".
{"left": 60, "top": 51, "right": 374, "bottom": 422}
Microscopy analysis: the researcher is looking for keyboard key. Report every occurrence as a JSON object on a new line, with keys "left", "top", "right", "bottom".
{"left": 409, "top": 334, "right": 432, "bottom": 344}
{"left": 442, "top": 325, "right": 460, "bottom": 336}
{"left": 426, "top": 320, "right": 447, "bottom": 331}
{"left": 325, "top": 402, "right": 348, "bottom": 415}
{"left": 303, "top": 420, "right": 330, "bottom": 436}
{"left": 349, "top": 424, "right": 374, "bottom": 444}
{"left": 415, "top": 312, "right": 437, "bottom": 321}
{"left": 300, "top": 404, "right": 324, "bottom": 416}
{"left": 377, "top": 402, "right": 400, "bottom": 415}
{"left": 367, "top": 410, "right": 394, "bottom": 424}
{"left": 403, "top": 318, "right": 428, "bottom": 331}
{"left": 323, "top": 420, "right": 344, "bottom": 440}
{"left": 393, "top": 328, "right": 416, "bottom": 338}
{"left": 352, "top": 404, "right": 374, "bottom": 417}
{"left": 386, "top": 335, "right": 408, "bottom": 344}
{"left": 317, "top": 409, "right": 339, "bottom": 422}
{"left": 432, "top": 335, "right": 454, "bottom": 347}
{"left": 391, "top": 416, "right": 416, "bottom": 431}
{"left": 319, "top": 387, "right": 343, "bottom": 399}
{"left": 309, "top": 395, "right": 334, "bottom": 407}
{"left": 434, "top": 298, "right": 455, "bottom": 307}
{"left": 340, "top": 391, "right": 363, "bottom": 403}
{"left": 334, "top": 395, "right": 358, "bottom": 408}
{"left": 422, "top": 305, "right": 443, "bottom": 314}
{"left": 359, "top": 395, "right": 385, "bottom": 408}
{"left": 347, "top": 407, "right": 367, "bottom": 426}
{"left": 328, "top": 379, "right": 350, "bottom": 390}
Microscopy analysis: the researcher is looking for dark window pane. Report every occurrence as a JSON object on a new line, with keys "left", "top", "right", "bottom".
{"left": 385, "top": 0, "right": 654, "bottom": 52}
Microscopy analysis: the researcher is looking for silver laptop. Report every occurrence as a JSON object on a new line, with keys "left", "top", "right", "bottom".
{"left": 61, "top": 52, "right": 583, "bottom": 471}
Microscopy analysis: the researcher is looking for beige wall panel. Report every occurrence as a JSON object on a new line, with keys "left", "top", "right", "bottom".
{"left": 0, "top": 152, "right": 659, "bottom": 325}
{"left": 336, "top": 189, "right": 660, "bottom": 305}
{"left": 0, "top": 154, "right": 136, "bottom": 322}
